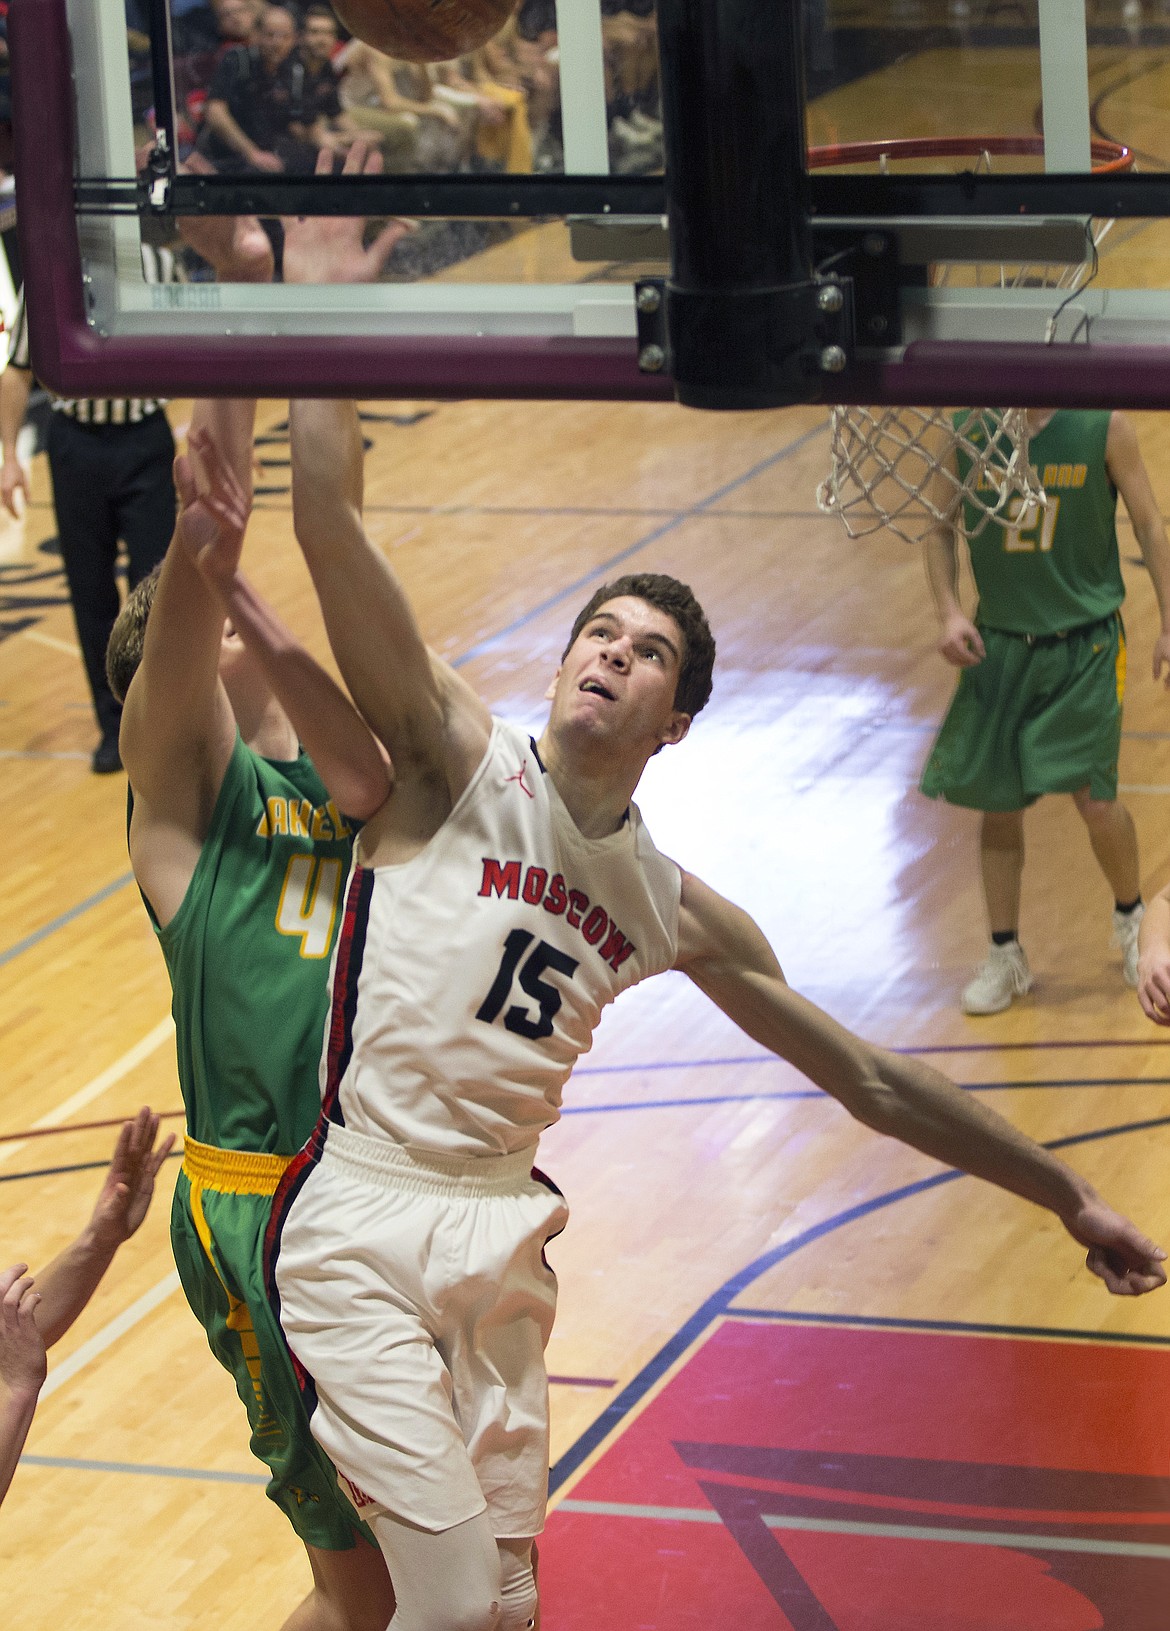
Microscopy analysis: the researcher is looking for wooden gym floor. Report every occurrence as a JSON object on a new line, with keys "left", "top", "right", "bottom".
{"left": 6, "top": 34, "right": 1170, "bottom": 1631}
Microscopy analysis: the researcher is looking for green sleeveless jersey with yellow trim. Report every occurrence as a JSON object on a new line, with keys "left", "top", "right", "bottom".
{"left": 148, "top": 734, "right": 353, "bottom": 1153}
{"left": 957, "top": 410, "right": 1123, "bottom": 636}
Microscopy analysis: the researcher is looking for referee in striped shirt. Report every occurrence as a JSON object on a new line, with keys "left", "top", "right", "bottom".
{"left": 0, "top": 244, "right": 178, "bottom": 772}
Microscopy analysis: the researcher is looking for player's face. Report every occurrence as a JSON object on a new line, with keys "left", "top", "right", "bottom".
{"left": 550, "top": 596, "right": 691, "bottom": 753}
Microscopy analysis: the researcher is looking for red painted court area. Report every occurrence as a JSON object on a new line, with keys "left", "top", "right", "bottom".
{"left": 543, "top": 1317, "right": 1170, "bottom": 1630}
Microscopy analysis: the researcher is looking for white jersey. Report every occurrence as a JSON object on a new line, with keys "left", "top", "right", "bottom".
{"left": 320, "top": 718, "right": 681, "bottom": 1157}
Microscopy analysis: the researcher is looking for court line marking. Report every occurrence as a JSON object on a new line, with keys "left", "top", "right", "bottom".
{"left": 20, "top": 1120, "right": 1169, "bottom": 1490}
{"left": 0, "top": 870, "right": 136, "bottom": 968}
{"left": 548, "top": 1111, "right": 1170, "bottom": 1497}
{"left": 0, "top": 1017, "right": 175, "bottom": 1167}
{"left": 6, "top": 1079, "right": 1170, "bottom": 1185}
{"left": 41, "top": 1272, "right": 181, "bottom": 1400}
{"left": 729, "top": 1307, "right": 1170, "bottom": 1348}
{"left": 21, "top": 628, "right": 78, "bottom": 656}
{"left": 554, "top": 1500, "right": 1170, "bottom": 1559}
{"left": 20, "top": 1455, "right": 267, "bottom": 1485}
{"left": 452, "top": 421, "right": 829, "bottom": 669}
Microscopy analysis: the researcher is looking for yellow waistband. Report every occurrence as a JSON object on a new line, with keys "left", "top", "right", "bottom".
{"left": 182, "top": 1135, "right": 293, "bottom": 1195}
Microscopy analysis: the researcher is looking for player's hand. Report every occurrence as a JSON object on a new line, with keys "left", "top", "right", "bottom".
{"left": 1, "top": 455, "right": 29, "bottom": 520}
{"left": 282, "top": 139, "right": 414, "bottom": 287}
{"left": 175, "top": 151, "right": 275, "bottom": 285}
{"left": 1137, "top": 944, "right": 1170, "bottom": 1025}
{"left": 174, "top": 426, "right": 252, "bottom": 590}
{"left": 1061, "top": 1196, "right": 1167, "bottom": 1295}
{"left": 1152, "top": 631, "right": 1170, "bottom": 687}
{"left": 87, "top": 1108, "right": 175, "bottom": 1251}
{"left": 250, "top": 148, "right": 285, "bottom": 174}
{"left": 938, "top": 613, "right": 985, "bottom": 667}
{"left": 0, "top": 1265, "right": 47, "bottom": 1398}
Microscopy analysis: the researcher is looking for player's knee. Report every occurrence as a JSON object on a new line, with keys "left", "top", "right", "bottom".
{"left": 496, "top": 1539, "right": 538, "bottom": 1631}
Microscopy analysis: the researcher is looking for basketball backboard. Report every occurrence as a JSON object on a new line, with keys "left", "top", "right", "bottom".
{"left": 12, "top": 0, "right": 1170, "bottom": 405}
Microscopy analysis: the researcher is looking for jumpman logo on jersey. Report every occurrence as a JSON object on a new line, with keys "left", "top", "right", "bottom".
{"left": 505, "top": 760, "right": 535, "bottom": 799}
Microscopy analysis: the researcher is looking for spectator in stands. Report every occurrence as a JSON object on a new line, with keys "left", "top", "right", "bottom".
{"left": 337, "top": 45, "right": 471, "bottom": 172}
{"left": 294, "top": 5, "right": 362, "bottom": 165}
{"left": 195, "top": 4, "right": 311, "bottom": 174}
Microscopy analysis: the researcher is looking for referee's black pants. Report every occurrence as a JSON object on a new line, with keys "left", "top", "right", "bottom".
{"left": 46, "top": 410, "right": 176, "bottom": 741}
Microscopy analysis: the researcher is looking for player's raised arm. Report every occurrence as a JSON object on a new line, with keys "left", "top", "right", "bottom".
{"left": 182, "top": 524, "right": 393, "bottom": 824}
{"left": 33, "top": 1109, "right": 175, "bottom": 1348}
{"left": 117, "top": 403, "right": 255, "bottom": 821}
{"left": 675, "top": 870, "right": 1166, "bottom": 1295}
{"left": 289, "top": 396, "right": 490, "bottom": 786}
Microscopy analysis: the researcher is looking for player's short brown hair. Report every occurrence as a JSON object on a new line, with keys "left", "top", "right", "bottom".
{"left": 563, "top": 572, "right": 715, "bottom": 718}
{"left": 106, "top": 565, "right": 162, "bottom": 704}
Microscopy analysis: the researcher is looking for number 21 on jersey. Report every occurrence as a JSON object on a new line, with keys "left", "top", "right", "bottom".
{"left": 1004, "top": 493, "right": 1059, "bottom": 553}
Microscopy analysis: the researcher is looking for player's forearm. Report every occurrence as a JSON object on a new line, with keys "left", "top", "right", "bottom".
{"left": 31, "top": 1231, "right": 118, "bottom": 1349}
{"left": 0, "top": 1385, "right": 39, "bottom": 1506}
{"left": 217, "top": 571, "right": 392, "bottom": 820}
{"left": 693, "top": 958, "right": 1093, "bottom": 1224}
{"left": 1134, "top": 518, "right": 1170, "bottom": 635}
{"left": 204, "top": 100, "right": 263, "bottom": 162}
{"left": 0, "top": 365, "right": 31, "bottom": 461}
{"left": 856, "top": 1050, "right": 1095, "bottom": 1221}
{"left": 290, "top": 398, "right": 364, "bottom": 530}
{"left": 923, "top": 527, "right": 964, "bottom": 623}
{"left": 290, "top": 400, "right": 437, "bottom": 753}
{"left": 1140, "top": 890, "right": 1170, "bottom": 963}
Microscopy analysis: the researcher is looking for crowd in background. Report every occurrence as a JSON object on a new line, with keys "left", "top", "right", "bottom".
{"left": 125, "top": 0, "right": 665, "bottom": 182}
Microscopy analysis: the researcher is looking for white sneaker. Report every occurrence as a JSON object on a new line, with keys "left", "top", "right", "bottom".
{"left": 1112, "top": 903, "right": 1144, "bottom": 988}
{"left": 961, "top": 941, "right": 1032, "bottom": 1015}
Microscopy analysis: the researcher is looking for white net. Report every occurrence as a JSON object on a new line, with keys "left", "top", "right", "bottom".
{"left": 816, "top": 406, "right": 1047, "bottom": 547}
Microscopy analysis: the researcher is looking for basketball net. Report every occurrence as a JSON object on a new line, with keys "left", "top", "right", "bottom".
{"left": 812, "top": 138, "right": 1130, "bottom": 546}
{"left": 817, "top": 406, "right": 1046, "bottom": 547}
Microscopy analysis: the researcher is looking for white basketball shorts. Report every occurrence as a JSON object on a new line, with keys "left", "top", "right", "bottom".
{"left": 271, "top": 1122, "right": 569, "bottom": 1538}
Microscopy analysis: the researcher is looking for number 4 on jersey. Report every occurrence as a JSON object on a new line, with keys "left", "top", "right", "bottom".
{"left": 275, "top": 855, "right": 344, "bottom": 958}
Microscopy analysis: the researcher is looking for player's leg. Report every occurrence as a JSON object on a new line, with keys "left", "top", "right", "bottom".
{"left": 1072, "top": 788, "right": 1143, "bottom": 984}
{"left": 979, "top": 807, "right": 1025, "bottom": 936}
{"left": 280, "top": 1537, "right": 398, "bottom": 1631}
{"left": 370, "top": 1509, "right": 503, "bottom": 1631}
{"left": 963, "top": 808, "right": 1032, "bottom": 1014}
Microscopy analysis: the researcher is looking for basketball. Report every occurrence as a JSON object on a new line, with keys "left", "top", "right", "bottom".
{"left": 331, "top": 0, "right": 518, "bottom": 62}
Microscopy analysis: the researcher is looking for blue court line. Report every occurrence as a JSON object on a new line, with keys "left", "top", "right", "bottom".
{"left": 7, "top": 1085, "right": 1170, "bottom": 1184}
{"left": 547, "top": 1111, "right": 1170, "bottom": 1496}
{"left": 452, "top": 422, "right": 829, "bottom": 669}
{"left": 730, "top": 1307, "right": 1170, "bottom": 1347}
{"left": 0, "top": 871, "right": 135, "bottom": 969}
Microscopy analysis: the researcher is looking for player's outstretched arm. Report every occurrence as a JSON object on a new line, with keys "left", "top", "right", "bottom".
{"left": 676, "top": 872, "right": 1167, "bottom": 1295}
{"left": 183, "top": 536, "right": 393, "bottom": 823}
{"left": 33, "top": 1109, "right": 175, "bottom": 1349}
{"left": 1105, "top": 411, "right": 1170, "bottom": 685}
{"left": 1137, "top": 886, "right": 1170, "bottom": 1025}
{"left": 289, "top": 396, "right": 490, "bottom": 785}
{"left": 119, "top": 400, "right": 258, "bottom": 803}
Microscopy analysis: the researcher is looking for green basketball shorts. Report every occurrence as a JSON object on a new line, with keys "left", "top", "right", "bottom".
{"left": 171, "top": 1138, "right": 375, "bottom": 1551}
{"left": 920, "top": 613, "right": 1125, "bottom": 812}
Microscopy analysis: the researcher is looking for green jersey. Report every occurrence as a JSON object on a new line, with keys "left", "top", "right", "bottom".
{"left": 148, "top": 734, "right": 353, "bottom": 1153}
{"left": 958, "top": 410, "right": 1124, "bottom": 636}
